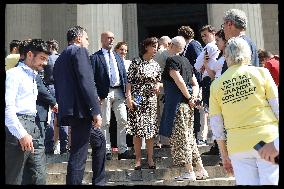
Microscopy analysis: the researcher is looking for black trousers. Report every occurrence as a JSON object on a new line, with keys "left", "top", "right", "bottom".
{"left": 5, "top": 115, "right": 46, "bottom": 185}
{"left": 65, "top": 117, "right": 105, "bottom": 185}
{"left": 90, "top": 128, "right": 106, "bottom": 185}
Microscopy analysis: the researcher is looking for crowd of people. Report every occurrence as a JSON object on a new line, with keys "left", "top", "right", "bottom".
{"left": 5, "top": 8, "right": 279, "bottom": 185}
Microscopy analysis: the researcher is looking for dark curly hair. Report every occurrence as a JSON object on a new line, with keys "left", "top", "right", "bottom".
{"left": 199, "top": 25, "right": 216, "bottom": 34}
{"left": 114, "top": 41, "right": 128, "bottom": 51}
{"left": 139, "top": 37, "right": 158, "bottom": 55}
{"left": 47, "top": 39, "right": 59, "bottom": 52}
{"left": 178, "top": 26, "right": 195, "bottom": 40}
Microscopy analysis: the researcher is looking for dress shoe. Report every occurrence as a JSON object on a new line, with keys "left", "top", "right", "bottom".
{"left": 202, "top": 145, "right": 219, "bottom": 155}
{"left": 118, "top": 150, "right": 136, "bottom": 160}
{"left": 106, "top": 153, "right": 112, "bottom": 160}
{"left": 148, "top": 164, "right": 156, "bottom": 169}
{"left": 134, "top": 165, "right": 141, "bottom": 170}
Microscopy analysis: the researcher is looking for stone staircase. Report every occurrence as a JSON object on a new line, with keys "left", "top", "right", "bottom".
{"left": 46, "top": 144, "right": 236, "bottom": 185}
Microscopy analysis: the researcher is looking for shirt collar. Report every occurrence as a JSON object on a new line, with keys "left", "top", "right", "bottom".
{"left": 19, "top": 62, "right": 38, "bottom": 76}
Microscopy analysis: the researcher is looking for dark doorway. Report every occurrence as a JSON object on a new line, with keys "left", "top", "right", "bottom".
{"left": 137, "top": 4, "right": 208, "bottom": 47}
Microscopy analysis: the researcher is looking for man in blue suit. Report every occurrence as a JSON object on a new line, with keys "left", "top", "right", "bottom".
{"left": 90, "top": 31, "right": 132, "bottom": 160}
{"left": 53, "top": 26, "right": 105, "bottom": 185}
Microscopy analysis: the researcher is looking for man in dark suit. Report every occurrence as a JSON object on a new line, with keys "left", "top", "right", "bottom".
{"left": 90, "top": 31, "right": 132, "bottom": 160}
{"left": 35, "top": 74, "right": 58, "bottom": 153}
{"left": 53, "top": 26, "right": 104, "bottom": 185}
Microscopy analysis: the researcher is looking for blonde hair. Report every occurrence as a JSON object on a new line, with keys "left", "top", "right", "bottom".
{"left": 224, "top": 37, "right": 251, "bottom": 67}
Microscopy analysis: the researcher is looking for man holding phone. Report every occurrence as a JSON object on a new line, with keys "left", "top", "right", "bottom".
{"left": 255, "top": 138, "right": 279, "bottom": 164}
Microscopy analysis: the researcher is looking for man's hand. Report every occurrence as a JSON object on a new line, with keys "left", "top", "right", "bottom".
{"left": 92, "top": 114, "right": 102, "bottom": 128}
{"left": 221, "top": 155, "right": 234, "bottom": 176}
{"left": 258, "top": 141, "right": 279, "bottom": 164}
{"left": 19, "top": 134, "right": 34, "bottom": 153}
{"left": 51, "top": 103, "right": 58, "bottom": 113}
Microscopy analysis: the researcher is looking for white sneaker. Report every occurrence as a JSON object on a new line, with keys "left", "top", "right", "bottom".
{"left": 174, "top": 171, "right": 196, "bottom": 181}
{"left": 195, "top": 168, "right": 209, "bottom": 180}
{"left": 54, "top": 141, "right": 60, "bottom": 154}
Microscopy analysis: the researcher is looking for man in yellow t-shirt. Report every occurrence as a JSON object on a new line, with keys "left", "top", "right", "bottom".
{"left": 5, "top": 40, "right": 21, "bottom": 71}
{"left": 209, "top": 37, "right": 278, "bottom": 185}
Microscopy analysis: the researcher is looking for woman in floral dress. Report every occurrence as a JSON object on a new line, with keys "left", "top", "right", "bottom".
{"left": 125, "top": 37, "right": 161, "bottom": 170}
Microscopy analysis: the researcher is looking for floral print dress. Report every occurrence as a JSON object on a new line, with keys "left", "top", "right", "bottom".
{"left": 126, "top": 57, "right": 161, "bottom": 139}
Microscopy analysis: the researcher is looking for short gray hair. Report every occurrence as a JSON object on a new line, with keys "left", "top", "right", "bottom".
{"left": 171, "top": 36, "right": 186, "bottom": 52}
{"left": 159, "top": 36, "right": 171, "bottom": 46}
{"left": 224, "top": 9, "right": 247, "bottom": 30}
{"left": 224, "top": 37, "right": 251, "bottom": 66}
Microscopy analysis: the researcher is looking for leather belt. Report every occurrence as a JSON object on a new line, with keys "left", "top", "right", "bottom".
{"left": 110, "top": 86, "right": 121, "bottom": 89}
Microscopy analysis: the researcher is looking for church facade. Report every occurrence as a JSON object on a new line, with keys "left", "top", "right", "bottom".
{"left": 5, "top": 4, "right": 279, "bottom": 58}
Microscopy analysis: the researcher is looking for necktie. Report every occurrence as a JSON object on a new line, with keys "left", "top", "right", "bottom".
{"left": 108, "top": 50, "right": 117, "bottom": 86}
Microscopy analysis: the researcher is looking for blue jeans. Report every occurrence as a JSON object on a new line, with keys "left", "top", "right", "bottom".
{"left": 45, "top": 112, "right": 69, "bottom": 153}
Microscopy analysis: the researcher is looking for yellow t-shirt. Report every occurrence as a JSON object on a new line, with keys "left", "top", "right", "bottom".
{"left": 5, "top": 54, "right": 20, "bottom": 71}
{"left": 209, "top": 64, "right": 278, "bottom": 155}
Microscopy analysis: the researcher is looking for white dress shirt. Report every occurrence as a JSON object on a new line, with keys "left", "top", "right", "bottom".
{"left": 195, "top": 40, "right": 220, "bottom": 79}
{"left": 5, "top": 62, "right": 38, "bottom": 139}
{"left": 102, "top": 48, "right": 121, "bottom": 87}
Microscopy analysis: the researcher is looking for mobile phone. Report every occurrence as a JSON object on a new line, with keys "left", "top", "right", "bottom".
{"left": 253, "top": 140, "right": 266, "bottom": 151}
{"left": 254, "top": 140, "right": 279, "bottom": 164}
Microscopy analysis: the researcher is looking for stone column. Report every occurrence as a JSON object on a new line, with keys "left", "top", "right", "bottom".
{"left": 5, "top": 4, "right": 42, "bottom": 54}
{"left": 77, "top": 4, "right": 124, "bottom": 54}
{"left": 122, "top": 4, "right": 139, "bottom": 60}
{"left": 261, "top": 4, "right": 279, "bottom": 55}
{"left": 41, "top": 4, "right": 77, "bottom": 52}
{"left": 207, "top": 4, "right": 264, "bottom": 50}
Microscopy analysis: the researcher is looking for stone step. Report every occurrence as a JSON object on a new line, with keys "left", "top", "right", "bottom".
{"left": 47, "top": 155, "right": 221, "bottom": 172}
{"left": 47, "top": 173, "right": 235, "bottom": 185}
{"left": 46, "top": 145, "right": 214, "bottom": 164}
{"left": 47, "top": 167, "right": 234, "bottom": 185}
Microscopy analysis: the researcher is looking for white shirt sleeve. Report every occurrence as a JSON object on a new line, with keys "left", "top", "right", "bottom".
{"left": 194, "top": 49, "right": 205, "bottom": 72}
{"left": 274, "top": 137, "right": 279, "bottom": 152}
{"left": 5, "top": 70, "right": 28, "bottom": 139}
{"left": 209, "top": 114, "right": 226, "bottom": 140}
{"left": 268, "top": 97, "right": 279, "bottom": 121}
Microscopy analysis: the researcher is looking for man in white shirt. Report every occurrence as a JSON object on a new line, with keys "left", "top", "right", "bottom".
{"left": 5, "top": 39, "right": 49, "bottom": 184}
{"left": 194, "top": 25, "right": 220, "bottom": 146}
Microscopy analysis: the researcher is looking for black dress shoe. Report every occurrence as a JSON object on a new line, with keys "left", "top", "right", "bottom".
{"left": 148, "top": 164, "right": 156, "bottom": 169}
{"left": 134, "top": 165, "right": 141, "bottom": 170}
{"left": 161, "top": 144, "right": 171, "bottom": 148}
{"left": 106, "top": 153, "right": 112, "bottom": 160}
{"left": 202, "top": 146, "right": 220, "bottom": 155}
{"left": 118, "top": 150, "right": 136, "bottom": 160}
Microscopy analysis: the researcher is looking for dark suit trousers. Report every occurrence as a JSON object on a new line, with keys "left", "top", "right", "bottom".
{"left": 90, "top": 127, "right": 106, "bottom": 185}
{"left": 66, "top": 117, "right": 92, "bottom": 185}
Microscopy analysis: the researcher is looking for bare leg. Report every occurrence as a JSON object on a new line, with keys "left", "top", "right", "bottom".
{"left": 133, "top": 136, "right": 142, "bottom": 167}
{"left": 145, "top": 138, "right": 154, "bottom": 166}
{"left": 185, "top": 163, "right": 194, "bottom": 172}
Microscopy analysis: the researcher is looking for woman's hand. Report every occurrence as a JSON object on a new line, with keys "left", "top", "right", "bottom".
{"left": 221, "top": 155, "right": 234, "bottom": 176}
{"left": 152, "top": 83, "right": 161, "bottom": 94}
{"left": 126, "top": 97, "right": 134, "bottom": 110}
{"left": 188, "top": 97, "right": 196, "bottom": 108}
